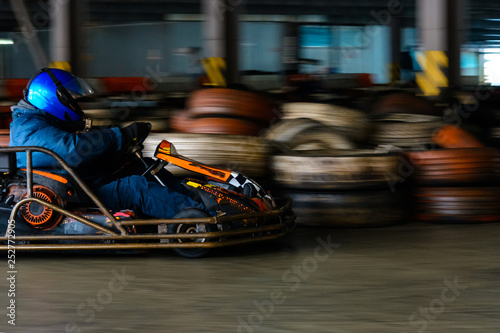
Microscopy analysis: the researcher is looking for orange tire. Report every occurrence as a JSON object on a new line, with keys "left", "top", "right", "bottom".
{"left": 404, "top": 148, "right": 500, "bottom": 185}
{"left": 432, "top": 125, "right": 484, "bottom": 148}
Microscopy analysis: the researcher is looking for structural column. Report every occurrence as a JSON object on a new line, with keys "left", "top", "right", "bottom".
{"left": 390, "top": 17, "right": 401, "bottom": 84}
{"left": 50, "top": 0, "right": 71, "bottom": 70}
{"left": 69, "top": 0, "right": 88, "bottom": 76}
{"left": 202, "top": 0, "right": 242, "bottom": 86}
{"left": 49, "top": 0, "right": 87, "bottom": 75}
{"left": 9, "top": 0, "right": 49, "bottom": 69}
{"left": 416, "top": 0, "right": 465, "bottom": 95}
{"left": 283, "top": 22, "right": 299, "bottom": 75}
{"left": 418, "top": 0, "right": 447, "bottom": 52}
{"left": 447, "top": 0, "right": 466, "bottom": 89}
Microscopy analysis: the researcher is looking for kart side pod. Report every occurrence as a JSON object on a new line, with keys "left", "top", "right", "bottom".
{"left": 152, "top": 140, "right": 274, "bottom": 207}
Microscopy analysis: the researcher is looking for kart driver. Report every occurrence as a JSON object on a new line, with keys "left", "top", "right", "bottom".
{"left": 9, "top": 68, "right": 207, "bottom": 218}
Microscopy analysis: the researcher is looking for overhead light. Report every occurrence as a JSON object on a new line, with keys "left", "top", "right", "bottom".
{"left": 481, "top": 48, "right": 500, "bottom": 53}
{"left": 0, "top": 39, "right": 14, "bottom": 45}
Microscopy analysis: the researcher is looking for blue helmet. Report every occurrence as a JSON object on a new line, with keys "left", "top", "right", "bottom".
{"left": 24, "top": 68, "right": 94, "bottom": 121}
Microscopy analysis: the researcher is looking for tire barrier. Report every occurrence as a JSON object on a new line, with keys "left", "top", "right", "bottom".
{"left": 0, "top": 129, "right": 9, "bottom": 146}
{"left": 0, "top": 104, "right": 13, "bottom": 130}
{"left": 172, "top": 88, "right": 277, "bottom": 136}
{"left": 263, "top": 118, "right": 323, "bottom": 144}
{"left": 490, "top": 127, "right": 500, "bottom": 147}
{"left": 170, "top": 115, "right": 263, "bottom": 136}
{"left": 280, "top": 102, "right": 369, "bottom": 142}
{"left": 263, "top": 118, "right": 356, "bottom": 153}
{"left": 143, "top": 133, "right": 270, "bottom": 178}
{"left": 271, "top": 150, "right": 399, "bottom": 190}
{"left": 432, "top": 125, "right": 485, "bottom": 149}
{"left": 415, "top": 187, "right": 500, "bottom": 223}
{"left": 187, "top": 88, "right": 277, "bottom": 124}
{"left": 368, "top": 113, "right": 443, "bottom": 149}
{"left": 278, "top": 189, "right": 408, "bottom": 227}
{"left": 370, "top": 92, "right": 439, "bottom": 116}
{"left": 285, "top": 125, "right": 356, "bottom": 151}
{"left": 404, "top": 148, "right": 500, "bottom": 186}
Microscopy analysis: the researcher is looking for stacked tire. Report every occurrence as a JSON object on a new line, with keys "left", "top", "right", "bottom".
{"left": 370, "top": 92, "right": 439, "bottom": 116}
{"left": 170, "top": 88, "right": 277, "bottom": 136}
{"left": 489, "top": 107, "right": 500, "bottom": 147}
{"left": 405, "top": 147, "right": 500, "bottom": 223}
{"left": 272, "top": 150, "right": 400, "bottom": 190}
{"left": 264, "top": 118, "right": 356, "bottom": 152}
{"left": 490, "top": 126, "right": 500, "bottom": 147}
{"left": 280, "top": 102, "right": 369, "bottom": 142}
{"left": 143, "top": 133, "right": 270, "bottom": 178}
{"left": 266, "top": 108, "right": 409, "bottom": 227}
{"left": 368, "top": 113, "right": 443, "bottom": 149}
{"left": 404, "top": 148, "right": 499, "bottom": 185}
{"left": 367, "top": 92, "right": 443, "bottom": 149}
{"left": 414, "top": 187, "right": 500, "bottom": 223}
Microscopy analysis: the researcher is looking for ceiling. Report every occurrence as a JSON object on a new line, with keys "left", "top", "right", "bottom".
{"left": 1, "top": 0, "right": 500, "bottom": 48}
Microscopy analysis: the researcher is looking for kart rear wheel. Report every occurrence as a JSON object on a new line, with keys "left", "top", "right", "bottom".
{"left": 167, "top": 208, "right": 216, "bottom": 259}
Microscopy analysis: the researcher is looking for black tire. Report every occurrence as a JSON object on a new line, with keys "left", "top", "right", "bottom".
{"left": 167, "top": 208, "right": 216, "bottom": 259}
{"left": 271, "top": 150, "right": 399, "bottom": 190}
{"left": 278, "top": 189, "right": 409, "bottom": 227}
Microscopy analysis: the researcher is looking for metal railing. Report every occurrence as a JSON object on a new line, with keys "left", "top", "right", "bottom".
{"left": 0, "top": 146, "right": 295, "bottom": 251}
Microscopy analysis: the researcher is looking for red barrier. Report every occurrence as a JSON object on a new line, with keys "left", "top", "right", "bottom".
{"left": 4, "top": 79, "right": 29, "bottom": 100}
{"left": 100, "top": 77, "right": 154, "bottom": 94}
{"left": 0, "top": 105, "right": 13, "bottom": 129}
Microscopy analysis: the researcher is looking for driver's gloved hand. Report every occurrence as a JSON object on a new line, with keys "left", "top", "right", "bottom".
{"left": 121, "top": 122, "right": 151, "bottom": 149}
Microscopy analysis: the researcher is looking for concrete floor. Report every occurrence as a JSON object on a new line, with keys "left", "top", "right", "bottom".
{"left": 1, "top": 221, "right": 499, "bottom": 333}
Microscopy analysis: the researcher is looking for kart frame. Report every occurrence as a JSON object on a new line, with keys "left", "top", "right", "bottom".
{"left": 0, "top": 146, "right": 295, "bottom": 251}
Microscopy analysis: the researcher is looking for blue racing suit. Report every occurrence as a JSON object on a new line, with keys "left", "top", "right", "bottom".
{"left": 9, "top": 100, "right": 204, "bottom": 218}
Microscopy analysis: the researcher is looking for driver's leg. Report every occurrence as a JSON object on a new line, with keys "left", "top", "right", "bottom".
{"left": 96, "top": 175, "right": 206, "bottom": 219}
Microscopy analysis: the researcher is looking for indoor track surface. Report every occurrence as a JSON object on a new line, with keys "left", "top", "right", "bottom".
{"left": 1, "top": 222, "right": 499, "bottom": 332}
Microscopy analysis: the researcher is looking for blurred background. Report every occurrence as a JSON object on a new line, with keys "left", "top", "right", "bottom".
{"left": 1, "top": 0, "right": 499, "bottom": 225}
{"left": 1, "top": 1, "right": 500, "bottom": 332}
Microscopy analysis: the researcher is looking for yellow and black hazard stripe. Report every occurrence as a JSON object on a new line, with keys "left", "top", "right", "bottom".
{"left": 416, "top": 51, "right": 448, "bottom": 96}
{"left": 200, "top": 57, "right": 227, "bottom": 87}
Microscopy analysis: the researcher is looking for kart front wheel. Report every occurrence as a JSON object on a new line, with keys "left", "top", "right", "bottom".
{"left": 167, "top": 208, "right": 217, "bottom": 259}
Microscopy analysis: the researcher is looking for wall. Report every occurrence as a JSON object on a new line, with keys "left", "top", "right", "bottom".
{"left": 86, "top": 22, "right": 204, "bottom": 77}
{"left": 240, "top": 22, "right": 284, "bottom": 73}
{"left": 299, "top": 25, "right": 391, "bottom": 84}
{"left": 3, "top": 21, "right": 391, "bottom": 84}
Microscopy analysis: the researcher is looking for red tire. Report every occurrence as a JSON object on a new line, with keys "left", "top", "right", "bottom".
{"left": 187, "top": 88, "right": 277, "bottom": 124}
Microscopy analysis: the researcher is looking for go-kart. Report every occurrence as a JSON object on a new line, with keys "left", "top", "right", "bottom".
{"left": 0, "top": 139, "right": 295, "bottom": 258}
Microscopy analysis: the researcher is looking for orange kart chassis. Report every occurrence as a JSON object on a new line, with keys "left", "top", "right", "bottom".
{"left": 0, "top": 146, "right": 295, "bottom": 251}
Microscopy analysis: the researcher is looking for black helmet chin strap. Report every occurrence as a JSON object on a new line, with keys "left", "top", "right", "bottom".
{"left": 40, "top": 68, "right": 86, "bottom": 120}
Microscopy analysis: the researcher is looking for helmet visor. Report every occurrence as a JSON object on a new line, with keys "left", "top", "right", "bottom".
{"left": 62, "top": 76, "right": 94, "bottom": 99}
